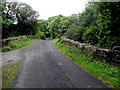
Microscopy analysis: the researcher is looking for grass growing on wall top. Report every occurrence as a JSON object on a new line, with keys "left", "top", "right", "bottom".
{"left": 1, "top": 39, "right": 40, "bottom": 52}
{"left": 53, "top": 39, "right": 119, "bottom": 88}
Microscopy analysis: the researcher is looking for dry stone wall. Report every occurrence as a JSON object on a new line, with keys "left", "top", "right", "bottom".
{"left": 2, "top": 35, "right": 36, "bottom": 46}
{"left": 61, "top": 37, "right": 112, "bottom": 62}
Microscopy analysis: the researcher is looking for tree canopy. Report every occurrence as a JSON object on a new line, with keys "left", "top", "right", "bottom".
{"left": 1, "top": 1, "right": 120, "bottom": 49}
{"left": 1, "top": 0, "right": 39, "bottom": 38}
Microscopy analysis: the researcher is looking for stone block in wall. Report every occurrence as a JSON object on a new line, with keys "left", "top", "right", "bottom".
{"left": 93, "top": 48, "right": 112, "bottom": 62}
{"left": 77, "top": 43, "right": 85, "bottom": 49}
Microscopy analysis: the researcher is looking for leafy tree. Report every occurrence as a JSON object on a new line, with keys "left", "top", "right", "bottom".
{"left": 83, "top": 25, "right": 99, "bottom": 45}
{"left": 47, "top": 15, "right": 69, "bottom": 39}
{"left": 64, "top": 25, "right": 81, "bottom": 41}
{"left": 62, "top": 3, "right": 99, "bottom": 43}
{"left": 67, "top": 14, "right": 80, "bottom": 26}
{"left": 47, "top": 16, "right": 60, "bottom": 38}
{"left": 64, "top": 2, "right": 120, "bottom": 49}
{"left": 79, "top": 4, "right": 98, "bottom": 27}
{"left": 37, "top": 19, "right": 47, "bottom": 32}
{"left": 1, "top": 1, "right": 14, "bottom": 38}
{"left": 1, "top": 1, "right": 39, "bottom": 38}
{"left": 95, "top": 2, "right": 120, "bottom": 48}
{"left": 15, "top": 2, "right": 39, "bottom": 35}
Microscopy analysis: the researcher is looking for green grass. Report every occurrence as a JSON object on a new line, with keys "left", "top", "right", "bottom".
{"left": 53, "top": 39, "right": 119, "bottom": 88}
{"left": 1, "top": 39, "right": 40, "bottom": 52}
{"left": 1, "top": 63, "right": 19, "bottom": 88}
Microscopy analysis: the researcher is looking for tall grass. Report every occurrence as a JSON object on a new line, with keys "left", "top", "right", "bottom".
{"left": 53, "top": 39, "right": 119, "bottom": 88}
{"left": 1, "top": 63, "right": 19, "bottom": 88}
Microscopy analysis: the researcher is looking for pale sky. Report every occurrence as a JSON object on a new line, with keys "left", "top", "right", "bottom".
{"left": 17, "top": 0, "right": 89, "bottom": 20}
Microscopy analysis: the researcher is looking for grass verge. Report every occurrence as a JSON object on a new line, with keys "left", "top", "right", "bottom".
{"left": 2, "top": 39, "right": 40, "bottom": 52}
{"left": 1, "top": 63, "right": 19, "bottom": 88}
{"left": 53, "top": 39, "right": 119, "bottom": 88}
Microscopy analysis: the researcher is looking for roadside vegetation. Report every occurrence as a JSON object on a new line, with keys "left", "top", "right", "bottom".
{"left": 47, "top": 2, "right": 120, "bottom": 49}
{"left": 53, "top": 39, "right": 119, "bottom": 88}
{"left": 1, "top": 36, "right": 40, "bottom": 52}
{"left": 0, "top": 0, "right": 48, "bottom": 52}
{"left": 1, "top": 1, "right": 119, "bottom": 49}
{"left": 1, "top": 63, "right": 19, "bottom": 88}
{"left": 1, "top": 0, "right": 120, "bottom": 89}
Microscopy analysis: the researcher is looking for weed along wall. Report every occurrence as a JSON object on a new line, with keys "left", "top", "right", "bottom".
{"left": 1, "top": 36, "right": 40, "bottom": 52}
{"left": 2, "top": 35, "right": 43, "bottom": 47}
{"left": 2, "top": 36, "right": 30, "bottom": 46}
{"left": 61, "top": 37, "right": 113, "bottom": 63}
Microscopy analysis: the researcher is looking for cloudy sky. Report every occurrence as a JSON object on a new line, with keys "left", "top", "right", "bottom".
{"left": 17, "top": 0, "right": 89, "bottom": 20}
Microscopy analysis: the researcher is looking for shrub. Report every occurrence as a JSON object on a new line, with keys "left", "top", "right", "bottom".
{"left": 17, "top": 36, "right": 30, "bottom": 42}
{"left": 2, "top": 46, "right": 11, "bottom": 52}
{"left": 8, "top": 40, "right": 19, "bottom": 48}
{"left": 83, "top": 25, "right": 99, "bottom": 45}
{"left": 64, "top": 25, "right": 84, "bottom": 42}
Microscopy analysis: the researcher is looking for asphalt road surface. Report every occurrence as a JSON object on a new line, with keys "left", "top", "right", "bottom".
{"left": 3, "top": 40, "right": 109, "bottom": 88}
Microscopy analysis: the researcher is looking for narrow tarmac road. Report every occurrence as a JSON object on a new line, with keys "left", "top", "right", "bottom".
{"left": 3, "top": 40, "right": 109, "bottom": 88}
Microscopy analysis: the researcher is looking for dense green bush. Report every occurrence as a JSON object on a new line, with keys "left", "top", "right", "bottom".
{"left": 83, "top": 25, "right": 99, "bottom": 45}
{"left": 95, "top": 2, "right": 120, "bottom": 49}
{"left": 64, "top": 25, "right": 84, "bottom": 42}
{"left": 64, "top": 2, "right": 120, "bottom": 49}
